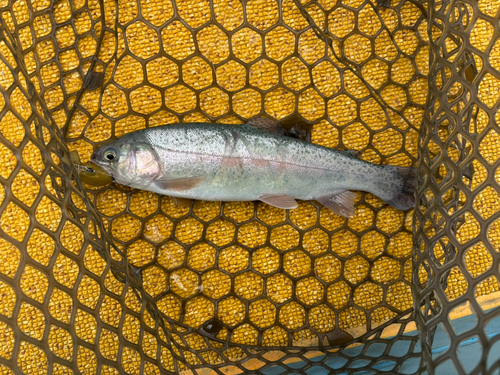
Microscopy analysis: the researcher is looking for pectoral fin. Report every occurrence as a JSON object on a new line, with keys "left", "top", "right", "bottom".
{"left": 317, "top": 191, "right": 358, "bottom": 218}
{"left": 154, "top": 176, "right": 204, "bottom": 191}
{"left": 172, "top": 197, "right": 193, "bottom": 207}
{"left": 259, "top": 194, "right": 298, "bottom": 209}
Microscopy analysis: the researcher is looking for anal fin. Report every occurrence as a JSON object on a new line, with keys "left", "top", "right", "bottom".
{"left": 259, "top": 194, "right": 298, "bottom": 210}
{"left": 317, "top": 191, "right": 358, "bottom": 218}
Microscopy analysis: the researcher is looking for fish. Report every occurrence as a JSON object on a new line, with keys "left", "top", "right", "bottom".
{"left": 90, "top": 118, "right": 415, "bottom": 218}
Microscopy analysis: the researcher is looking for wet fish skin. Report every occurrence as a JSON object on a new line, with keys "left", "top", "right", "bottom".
{"left": 91, "top": 122, "right": 415, "bottom": 217}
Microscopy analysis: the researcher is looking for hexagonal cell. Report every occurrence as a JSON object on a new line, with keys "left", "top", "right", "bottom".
{"left": 270, "top": 224, "right": 300, "bottom": 251}
{"left": 177, "top": 0, "right": 210, "bottom": 28}
{"left": 328, "top": 7, "right": 355, "bottom": 38}
{"left": 111, "top": 214, "right": 142, "bottom": 242}
{"left": 257, "top": 202, "right": 286, "bottom": 225}
{"left": 249, "top": 59, "right": 279, "bottom": 90}
{"left": 246, "top": 0, "right": 278, "bottom": 30}
{"left": 376, "top": 207, "right": 404, "bottom": 234}
{"left": 279, "top": 301, "right": 305, "bottom": 330}
{"left": 18, "top": 302, "right": 46, "bottom": 340}
{"left": 375, "top": 31, "right": 398, "bottom": 61}
{"left": 339, "top": 306, "right": 366, "bottom": 332}
{"left": 265, "top": 26, "right": 295, "bottom": 61}
{"left": 0, "top": 111, "right": 25, "bottom": 147}
{"left": 309, "top": 304, "right": 335, "bottom": 333}
{"left": 232, "top": 28, "right": 262, "bottom": 63}
{"left": 393, "top": 29, "right": 420, "bottom": 56}
{"left": 218, "top": 296, "right": 246, "bottom": 326}
{"left": 175, "top": 217, "right": 204, "bottom": 245}
{"left": 387, "top": 281, "right": 413, "bottom": 311}
{"left": 101, "top": 84, "right": 129, "bottom": 118}
{"left": 327, "top": 95, "right": 357, "bottom": 127}
{"left": 146, "top": 57, "right": 179, "bottom": 87}
{"left": 157, "top": 241, "right": 186, "bottom": 270}
{"left": 170, "top": 268, "right": 200, "bottom": 298}
{"left": 353, "top": 281, "right": 383, "bottom": 310}
{"left": 216, "top": 60, "right": 246, "bottom": 91}
{"left": 456, "top": 211, "right": 481, "bottom": 245}
{"left": 251, "top": 247, "right": 279, "bottom": 275}
{"left": 340, "top": 122, "right": 370, "bottom": 151}
{"left": 373, "top": 128, "right": 403, "bottom": 156}
{"left": 479, "top": 129, "right": 500, "bottom": 164}
{"left": 262, "top": 326, "right": 288, "bottom": 347}
{"left": 298, "top": 88, "right": 325, "bottom": 121}
{"left": 114, "top": 55, "right": 143, "bottom": 89}
{"left": 348, "top": 205, "right": 374, "bottom": 233}
{"left": 140, "top": 0, "right": 173, "bottom": 26}
{"left": 201, "top": 269, "right": 231, "bottom": 299}
{"left": 309, "top": 62, "right": 340, "bottom": 100}
{"left": 206, "top": 219, "right": 235, "bottom": 246}
{"left": 182, "top": 56, "right": 213, "bottom": 90}
{"left": 232, "top": 89, "right": 261, "bottom": 119}
{"left": 344, "top": 255, "right": 369, "bottom": 285}
{"left": 128, "top": 191, "right": 158, "bottom": 218}
{"left": 281, "top": 57, "right": 310, "bottom": 92}
{"left": 470, "top": 18, "right": 494, "bottom": 53}
{"left": 314, "top": 254, "right": 341, "bottom": 283}
{"left": 27, "top": 229, "right": 55, "bottom": 266}
{"left": 283, "top": 250, "right": 311, "bottom": 278}
{"left": 475, "top": 275, "right": 500, "bottom": 298}
{"left": 130, "top": 85, "right": 162, "bottom": 114}
{"left": 249, "top": 299, "right": 276, "bottom": 328}
{"left": 126, "top": 22, "right": 160, "bottom": 59}
{"left": 142, "top": 266, "right": 168, "bottom": 298}
{"left": 161, "top": 21, "right": 195, "bottom": 60}
{"left": 197, "top": 25, "right": 230, "bottom": 64}
{"left": 218, "top": 245, "right": 249, "bottom": 273}
{"left": 143, "top": 215, "right": 173, "bottom": 243}
{"left": 371, "top": 256, "right": 400, "bottom": 284}
{"left": 360, "top": 230, "right": 386, "bottom": 259}
{"left": 298, "top": 28, "right": 324, "bottom": 64}
{"left": 183, "top": 296, "right": 214, "bottom": 328}
{"left": 344, "top": 34, "right": 372, "bottom": 64}
{"left": 359, "top": 98, "right": 387, "bottom": 132}
{"left": 126, "top": 240, "right": 155, "bottom": 267}
{"left": 234, "top": 271, "right": 263, "bottom": 300}
{"left": 237, "top": 222, "right": 267, "bottom": 249}
{"left": 465, "top": 242, "right": 493, "bottom": 278}
{"left": 35, "top": 196, "right": 62, "bottom": 232}
{"left": 287, "top": 202, "right": 316, "bottom": 230}
{"left": 296, "top": 277, "right": 324, "bottom": 306}
{"left": 200, "top": 87, "right": 230, "bottom": 117}
{"left": 213, "top": 0, "right": 243, "bottom": 31}
{"left": 186, "top": 242, "right": 216, "bottom": 272}
{"left": 391, "top": 57, "right": 416, "bottom": 85}
{"left": 358, "top": 4, "right": 382, "bottom": 35}
{"left": 331, "top": 229, "right": 358, "bottom": 257}
{"left": 267, "top": 273, "right": 293, "bottom": 303}
{"left": 11, "top": 169, "right": 39, "bottom": 209}
{"left": 60, "top": 221, "right": 84, "bottom": 255}
{"left": 387, "top": 232, "right": 412, "bottom": 258}
{"left": 302, "top": 228, "right": 328, "bottom": 256}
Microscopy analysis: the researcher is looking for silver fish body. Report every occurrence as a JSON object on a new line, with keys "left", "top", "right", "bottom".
{"left": 91, "top": 123, "right": 415, "bottom": 217}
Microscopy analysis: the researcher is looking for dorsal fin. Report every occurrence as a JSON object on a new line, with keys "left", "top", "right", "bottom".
{"left": 246, "top": 117, "right": 287, "bottom": 136}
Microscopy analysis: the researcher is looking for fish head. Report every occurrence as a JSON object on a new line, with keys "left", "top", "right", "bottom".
{"left": 91, "top": 136, "right": 161, "bottom": 187}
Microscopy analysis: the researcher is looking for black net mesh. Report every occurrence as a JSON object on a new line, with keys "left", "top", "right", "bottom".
{"left": 0, "top": 0, "right": 498, "bottom": 374}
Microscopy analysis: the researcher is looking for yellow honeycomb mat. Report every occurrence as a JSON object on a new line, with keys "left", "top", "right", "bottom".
{"left": 0, "top": 0, "right": 499, "bottom": 373}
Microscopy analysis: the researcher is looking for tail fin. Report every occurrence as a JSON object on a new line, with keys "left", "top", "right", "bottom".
{"left": 385, "top": 166, "right": 416, "bottom": 210}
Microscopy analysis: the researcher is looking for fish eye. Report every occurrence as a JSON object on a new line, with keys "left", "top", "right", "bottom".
{"left": 104, "top": 149, "right": 117, "bottom": 161}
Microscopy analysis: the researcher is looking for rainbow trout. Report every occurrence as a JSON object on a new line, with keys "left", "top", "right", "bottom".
{"left": 91, "top": 119, "right": 415, "bottom": 217}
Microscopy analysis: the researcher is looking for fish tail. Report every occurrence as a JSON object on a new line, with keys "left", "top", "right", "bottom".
{"left": 384, "top": 166, "right": 416, "bottom": 210}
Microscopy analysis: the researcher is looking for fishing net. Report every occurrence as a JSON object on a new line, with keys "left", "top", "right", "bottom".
{"left": 0, "top": 0, "right": 498, "bottom": 373}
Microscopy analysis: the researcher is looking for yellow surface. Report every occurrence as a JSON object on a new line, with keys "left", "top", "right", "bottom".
{"left": 0, "top": 0, "right": 499, "bottom": 373}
